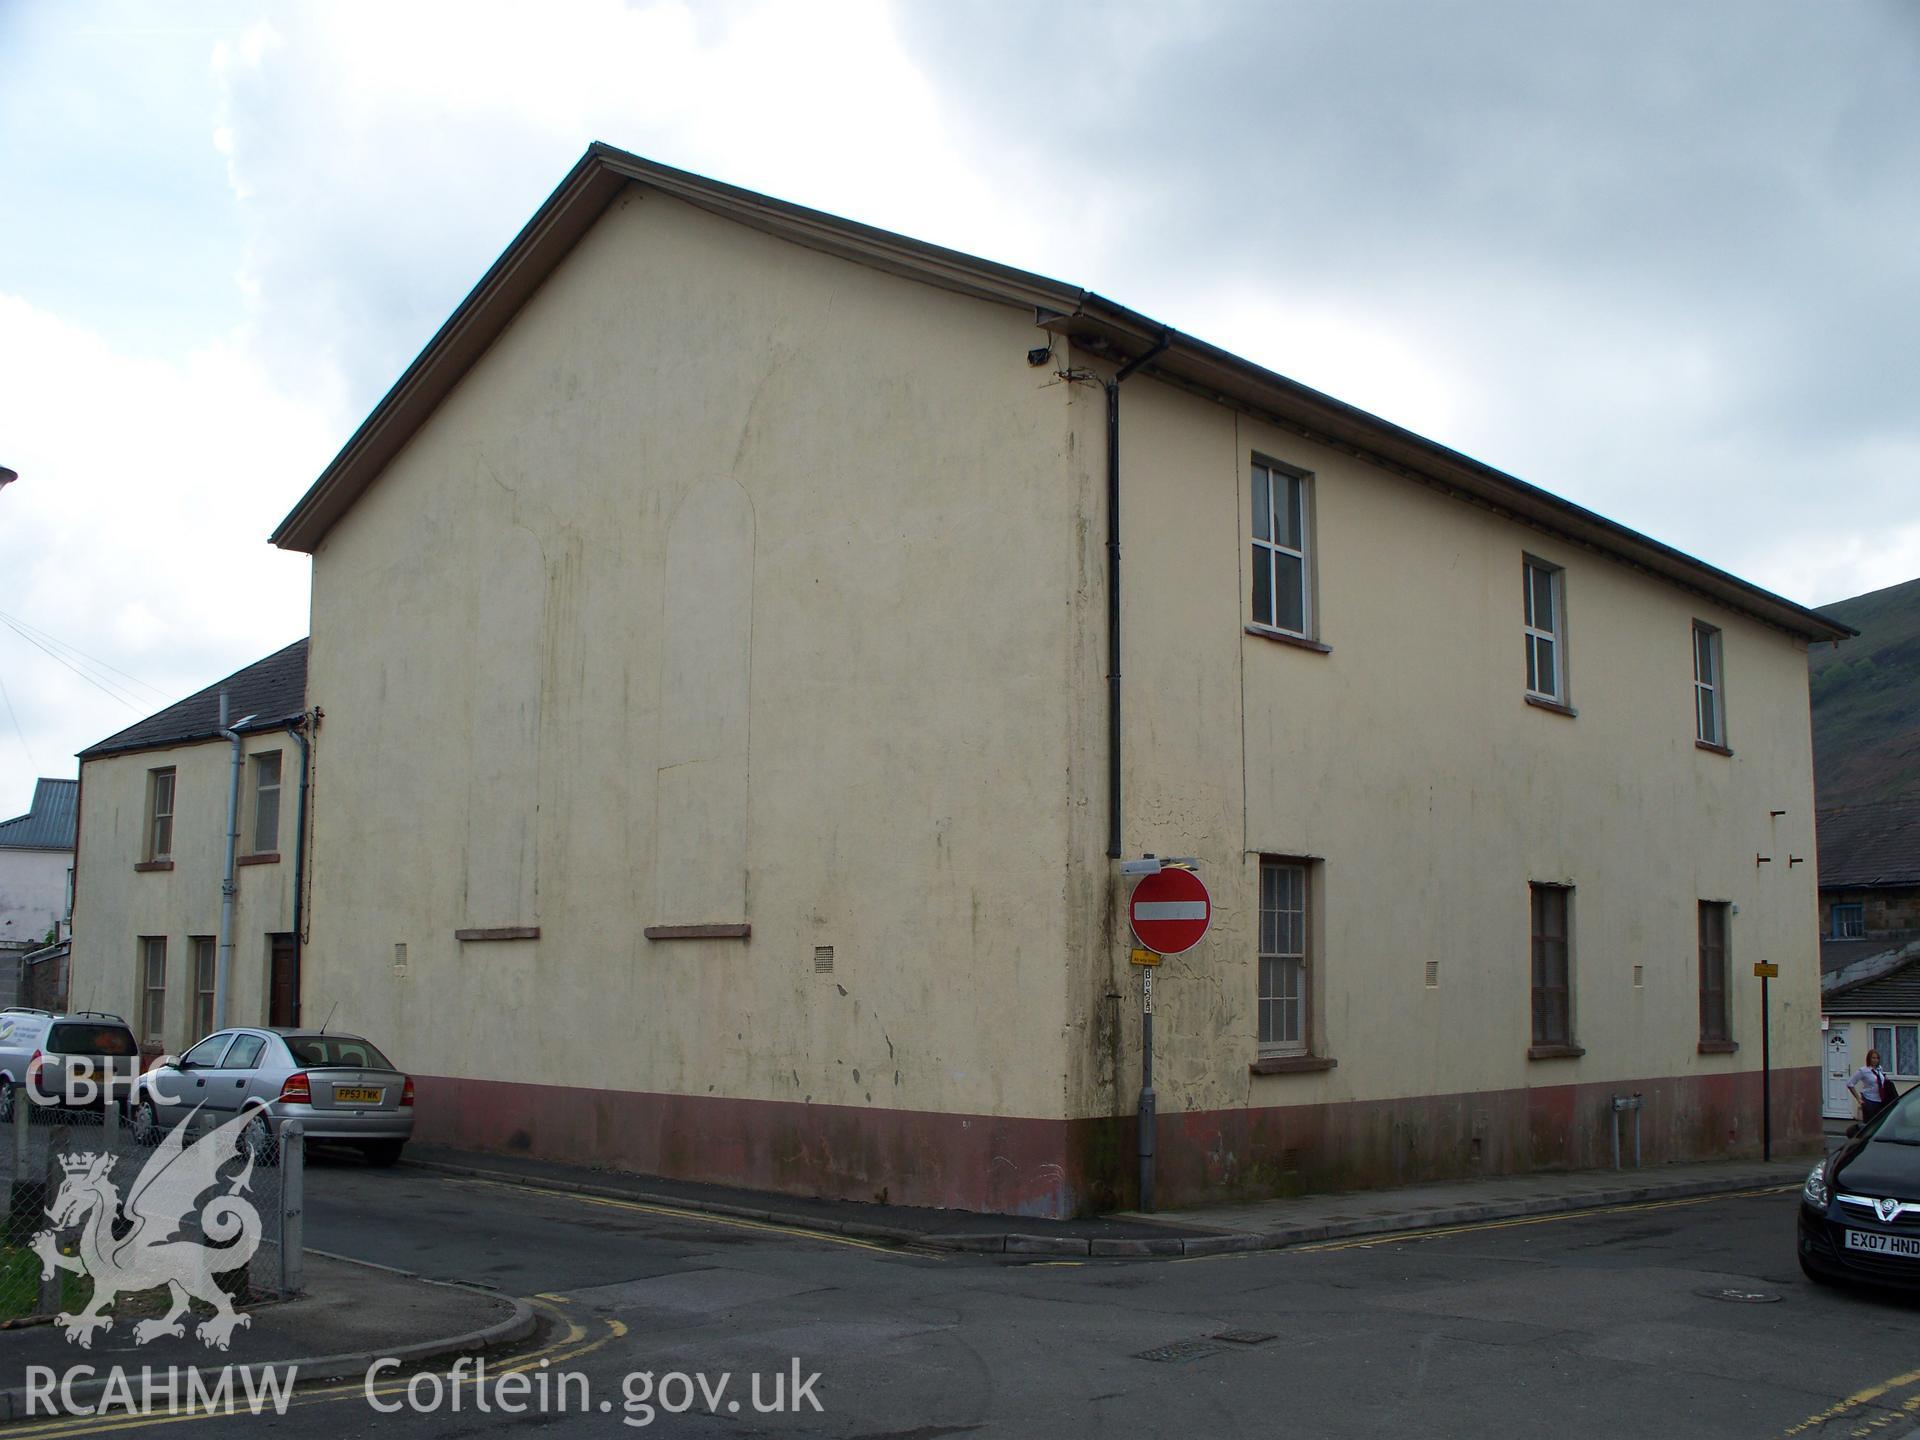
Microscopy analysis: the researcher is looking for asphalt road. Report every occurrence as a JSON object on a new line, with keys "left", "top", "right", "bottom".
{"left": 21, "top": 1155, "right": 1920, "bottom": 1438}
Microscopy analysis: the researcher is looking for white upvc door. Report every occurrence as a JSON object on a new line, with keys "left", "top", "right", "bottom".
{"left": 1825, "top": 1025, "right": 1855, "bottom": 1119}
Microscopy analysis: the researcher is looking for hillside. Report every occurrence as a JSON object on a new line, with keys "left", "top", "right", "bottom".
{"left": 1811, "top": 575, "right": 1920, "bottom": 808}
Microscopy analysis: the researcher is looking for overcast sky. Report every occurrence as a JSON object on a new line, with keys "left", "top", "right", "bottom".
{"left": 2, "top": 0, "right": 1916, "bottom": 815}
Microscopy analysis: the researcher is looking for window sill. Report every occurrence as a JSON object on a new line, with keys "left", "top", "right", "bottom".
{"left": 1697, "top": 1039, "right": 1739, "bottom": 1054}
{"left": 1250, "top": 1055, "right": 1337, "bottom": 1075}
{"left": 455, "top": 926, "right": 540, "bottom": 942}
{"left": 1527, "top": 1043, "right": 1586, "bottom": 1060}
{"left": 237, "top": 852, "right": 281, "bottom": 867}
{"left": 644, "top": 923, "right": 751, "bottom": 940}
{"left": 1695, "top": 740, "right": 1733, "bottom": 757}
{"left": 134, "top": 860, "right": 174, "bottom": 873}
{"left": 1244, "top": 624, "right": 1332, "bottom": 655}
{"left": 1524, "top": 694, "right": 1578, "bottom": 719}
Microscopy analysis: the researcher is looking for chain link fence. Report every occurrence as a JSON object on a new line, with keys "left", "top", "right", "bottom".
{"left": 1, "top": 1095, "right": 304, "bottom": 1333}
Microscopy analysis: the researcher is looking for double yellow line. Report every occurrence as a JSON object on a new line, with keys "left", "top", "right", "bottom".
{"left": 2, "top": 1298, "right": 623, "bottom": 1439}
{"left": 1782, "top": 1364, "right": 1920, "bottom": 1438}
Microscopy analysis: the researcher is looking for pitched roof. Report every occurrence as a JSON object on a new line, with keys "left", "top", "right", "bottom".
{"left": 1823, "top": 937, "right": 1898, "bottom": 976}
{"left": 1818, "top": 801, "right": 1920, "bottom": 889}
{"left": 0, "top": 778, "right": 78, "bottom": 851}
{"left": 1825, "top": 945, "right": 1920, "bottom": 1017}
{"left": 78, "top": 640, "right": 308, "bottom": 760}
{"left": 269, "top": 144, "right": 1850, "bottom": 646}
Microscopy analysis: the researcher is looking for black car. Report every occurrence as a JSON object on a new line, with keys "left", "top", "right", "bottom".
{"left": 1800, "top": 1086, "right": 1920, "bottom": 1289}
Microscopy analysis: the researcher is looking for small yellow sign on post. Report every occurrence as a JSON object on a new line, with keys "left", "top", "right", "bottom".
{"left": 1130, "top": 948, "right": 1162, "bottom": 967}
{"left": 1753, "top": 962, "right": 1780, "bottom": 979}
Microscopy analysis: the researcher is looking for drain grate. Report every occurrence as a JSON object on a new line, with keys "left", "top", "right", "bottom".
{"left": 1136, "top": 1338, "right": 1229, "bottom": 1364}
{"left": 1213, "top": 1329, "right": 1278, "bottom": 1345}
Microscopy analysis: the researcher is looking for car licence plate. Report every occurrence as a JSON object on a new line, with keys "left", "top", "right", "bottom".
{"left": 1845, "top": 1229, "right": 1920, "bottom": 1258}
{"left": 335, "top": 1086, "right": 383, "bottom": 1104}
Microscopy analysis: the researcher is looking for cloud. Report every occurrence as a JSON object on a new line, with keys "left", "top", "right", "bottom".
{"left": 206, "top": 0, "right": 1042, "bottom": 412}
{"left": 892, "top": 0, "right": 1920, "bottom": 596}
{"left": 4, "top": 0, "right": 1916, "bottom": 814}
{"left": 0, "top": 294, "right": 326, "bottom": 805}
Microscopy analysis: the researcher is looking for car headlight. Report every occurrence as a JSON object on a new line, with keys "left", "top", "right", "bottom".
{"left": 1804, "top": 1161, "right": 1831, "bottom": 1209}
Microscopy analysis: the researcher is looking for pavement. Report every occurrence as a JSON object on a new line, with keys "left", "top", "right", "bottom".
{"left": 404, "top": 1141, "right": 1823, "bottom": 1258}
{"left": 0, "top": 1250, "right": 533, "bottom": 1421}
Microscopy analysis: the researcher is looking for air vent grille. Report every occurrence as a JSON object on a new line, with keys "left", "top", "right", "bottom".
{"left": 814, "top": 946, "right": 834, "bottom": 974}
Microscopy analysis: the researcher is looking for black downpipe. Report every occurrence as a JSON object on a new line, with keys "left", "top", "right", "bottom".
{"left": 285, "top": 711, "right": 313, "bottom": 1025}
{"left": 1105, "top": 334, "right": 1171, "bottom": 859}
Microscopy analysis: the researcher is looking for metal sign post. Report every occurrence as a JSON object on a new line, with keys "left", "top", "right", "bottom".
{"left": 1125, "top": 862, "right": 1210, "bottom": 1215}
{"left": 1756, "top": 961, "right": 1777, "bottom": 1161}
{"left": 1139, "top": 965, "right": 1155, "bottom": 1213}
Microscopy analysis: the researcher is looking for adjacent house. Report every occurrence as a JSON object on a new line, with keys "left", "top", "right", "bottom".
{"left": 0, "top": 777, "right": 77, "bottom": 1004}
{"left": 67, "top": 641, "right": 310, "bottom": 1056}
{"left": 266, "top": 146, "right": 1848, "bottom": 1215}
{"left": 1817, "top": 800, "right": 1920, "bottom": 1118}
{"left": 1818, "top": 801, "right": 1920, "bottom": 945}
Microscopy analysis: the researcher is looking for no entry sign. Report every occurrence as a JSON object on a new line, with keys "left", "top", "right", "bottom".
{"left": 1129, "top": 867, "right": 1211, "bottom": 955}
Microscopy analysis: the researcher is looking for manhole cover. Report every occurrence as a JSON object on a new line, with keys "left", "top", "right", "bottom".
{"left": 1696, "top": 1286, "right": 1782, "bottom": 1304}
{"left": 1214, "top": 1329, "right": 1278, "bottom": 1345}
{"left": 1136, "top": 1338, "right": 1229, "bottom": 1364}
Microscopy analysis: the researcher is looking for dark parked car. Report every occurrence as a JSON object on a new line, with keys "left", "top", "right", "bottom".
{"left": 1800, "top": 1086, "right": 1920, "bottom": 1289}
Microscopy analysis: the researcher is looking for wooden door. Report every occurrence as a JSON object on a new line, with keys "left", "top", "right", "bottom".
{"left": 269, "top": 934, "right": 299, "bottom": 1026}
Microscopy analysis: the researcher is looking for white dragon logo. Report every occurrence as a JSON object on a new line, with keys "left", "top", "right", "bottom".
{"left": 30, "top": 1106, "right": 263, "bottom": 1351}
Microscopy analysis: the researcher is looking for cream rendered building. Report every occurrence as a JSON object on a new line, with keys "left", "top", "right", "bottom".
{"left": 269, "top": 147, "right": 1847, "bottom": 1215}
{"left": 70, "top": 642, "right": 311, "bottom": 1057}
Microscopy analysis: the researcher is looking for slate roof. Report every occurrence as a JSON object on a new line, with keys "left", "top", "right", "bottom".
{"left": 1826, "top": 951, "right": 1920, "bottom": 1018}
{"left": 1818, "top": 801, "right": 1920, "bottom": 890}
{"left": 0, "top": 778, "right": 78, "bottom": 851}
{"left": 1824, "top": 937, "right": 1895, "bottom": 977}
{"left": 79, "top": 640, "right": 308, "bottom": 760}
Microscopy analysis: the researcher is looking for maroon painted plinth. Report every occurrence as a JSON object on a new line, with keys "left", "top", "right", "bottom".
{"left": 412, "top": 1074, "right": 1096, "bottom": 1218}
{"left": 408, "top": 1065, "right": 1822, "bottom": 1220}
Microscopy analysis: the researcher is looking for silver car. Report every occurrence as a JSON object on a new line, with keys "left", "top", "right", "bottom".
{"left": 0, "top": 1008, "right": 142, "bottom": 1118}
{"left": 130, "top": 1027, "right": 414, "bottom": 1166}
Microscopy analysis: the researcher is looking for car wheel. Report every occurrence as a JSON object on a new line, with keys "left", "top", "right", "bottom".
{"left": 1799, "top": 1252, "right": 1835, "bottom": 1286}
{"left": 0, "top": 1078, "right": 13, "bottom": 1124}
{"left": 129, "top": 1097, "right": 162, "bottom": 1146}
{"left": 240, "top": 1111, "right": 280, "bottom": 1168}
{"left": 362, "top": 1140, "right": 405, "bottom": 1168}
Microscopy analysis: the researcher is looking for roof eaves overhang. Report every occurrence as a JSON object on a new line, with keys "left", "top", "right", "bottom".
{"left": 270, "top": 145, "right": 1084, "bottom": 555}
{"left": 77, "top": 712, "right": 302, "bottom": 764}
{"left": 591, "top": 149, "right": 1082, "bottom": 315}
{"left": 270, "top": 150, "right": 631, "bottom": 553}
{"left": 269, "top": 144, "right": 1858, "bottom": 647}
{"left": 1042, "top": 297, "right": 1855, "bottom": 646}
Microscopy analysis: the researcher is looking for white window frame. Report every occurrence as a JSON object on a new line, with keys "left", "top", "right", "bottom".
{"left": 251, "top": 750, "right": 283, "bottom": 854}
{"left": 1873, "top": 1024, "right": 1920, "bottom": 1080}
{"left": 140, "top": 936, "right": 167, "bottom": 1047}
{"left": 1258, "top": 857, "right": 1311, "bottom": 1056}
{"left": 1693, "top": 621, "right": 1724, "bottom": 746}
{"left": 1523, "top": 558, "right": 1565, "bottom": 702}
{"left": 1832, "top": 903, "right": 1866, "bottom": 940}
{"left": 1250, "top": 458, "right": 1315, "bottom": 639}
{"left": 146, "top": 767, "right": 176, "bottom": 861}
